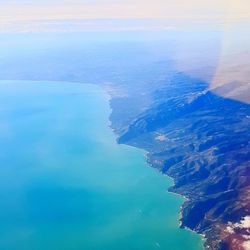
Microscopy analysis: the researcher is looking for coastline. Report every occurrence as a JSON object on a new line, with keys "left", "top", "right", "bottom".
{"left": 106, "top": 88, "right": 205, "bottom": 249}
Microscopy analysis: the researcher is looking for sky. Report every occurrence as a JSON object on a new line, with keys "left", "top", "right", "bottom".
{"left": 0, "top": 0, "right": 250, "bottom": 32}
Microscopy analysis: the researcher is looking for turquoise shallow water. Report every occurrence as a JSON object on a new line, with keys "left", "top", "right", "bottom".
{"left": 0, "top": 81, "right": 202, "bottom": 250}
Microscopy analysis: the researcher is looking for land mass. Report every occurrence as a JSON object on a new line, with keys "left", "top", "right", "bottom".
{"left": 108, "top": 73, "right": 250, "bottom": 250}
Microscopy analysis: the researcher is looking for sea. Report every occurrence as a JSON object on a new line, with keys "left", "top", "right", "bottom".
{"left": 0, "top": 81, "right": 202, "bottom": 249}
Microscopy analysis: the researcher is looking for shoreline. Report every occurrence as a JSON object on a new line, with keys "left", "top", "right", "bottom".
{"left": 106, "top": 90, "right": 205, "bottom": 249}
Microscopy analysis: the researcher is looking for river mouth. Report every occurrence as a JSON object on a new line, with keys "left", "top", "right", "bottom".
{"left": 0, "top": 80, "right": 202, "bottom": 250}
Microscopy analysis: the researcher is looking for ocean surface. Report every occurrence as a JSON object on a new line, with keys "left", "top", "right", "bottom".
{"left": 0, "top": 81, "right": 202, "bottom": 250}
